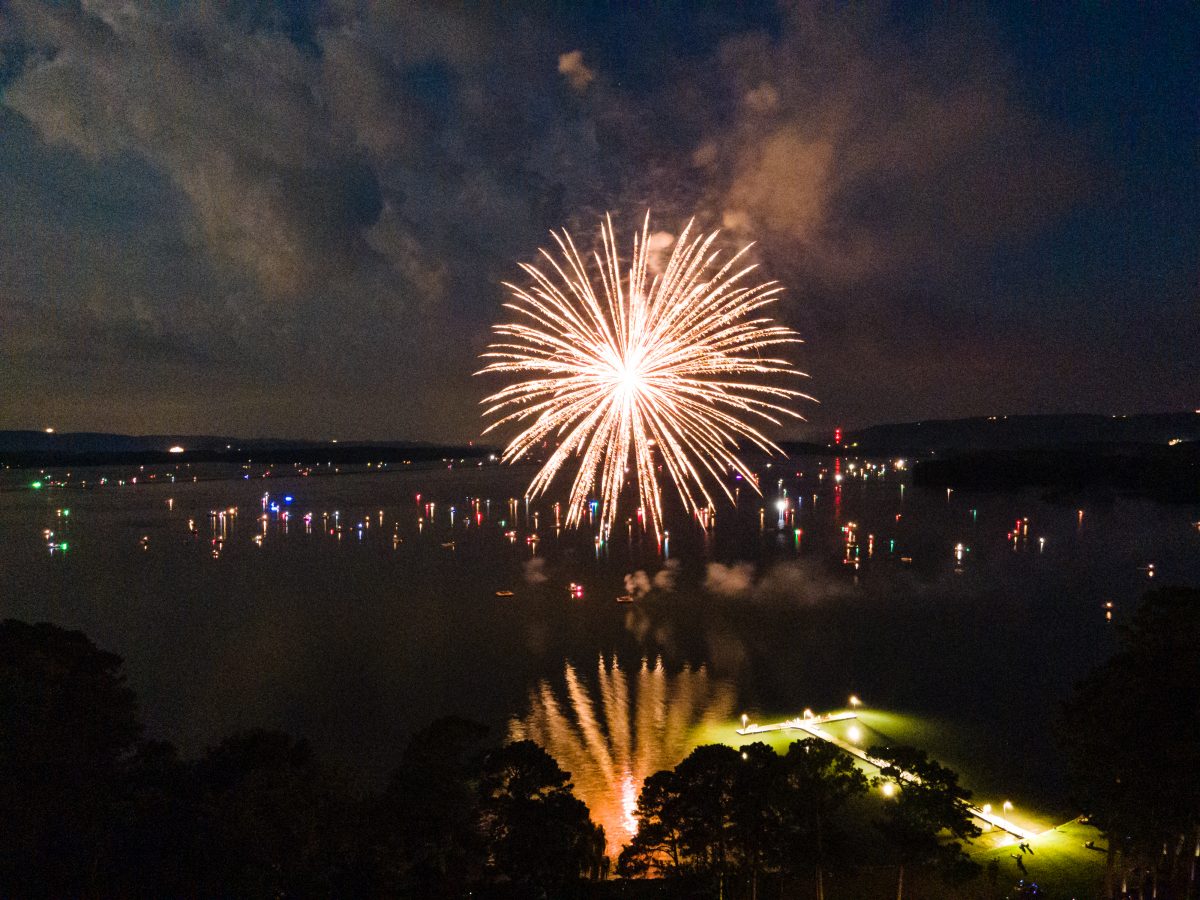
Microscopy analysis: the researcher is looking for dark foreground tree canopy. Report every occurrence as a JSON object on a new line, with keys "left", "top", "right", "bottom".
{"left": 3, "top": 595, "right": 1193, "bottom": 898}
{"left": 0, "top": 621, "right": 141, "bottom": 896}
{"left": 1058, "top": 585, "right": 1200, "bottom": 899}
{"left": 618, "top": 738, "right": 872, "bottom": 896}
{"left": 0, "top": 620, "right": 602, "bottom": 898}
{"left": 870, "top": 744, "right": 982, "bottom": 894}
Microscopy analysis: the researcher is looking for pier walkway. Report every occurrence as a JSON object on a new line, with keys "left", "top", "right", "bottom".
{"left": 737, "top": 713, "right": 1038, "bottom": 841}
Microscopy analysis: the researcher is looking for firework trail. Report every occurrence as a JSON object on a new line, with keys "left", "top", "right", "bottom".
{"left": 479, "top": 213, "right": 812, "bottom": 537}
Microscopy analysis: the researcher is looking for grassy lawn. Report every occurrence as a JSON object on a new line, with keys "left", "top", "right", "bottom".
{"left": 967, "top": 818, "right": 1106, "bottom": 900}
{"left": 684, "top": 708, "right": 1107, "bottom": 899}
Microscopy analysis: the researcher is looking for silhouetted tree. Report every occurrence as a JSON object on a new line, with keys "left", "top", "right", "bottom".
{"left": 0, "top": 619, "right": 142, "bottom": 897}
{"left": 620, "top": 743, "right": 761, "bottom": 895}
{"left": 672, "top": 743, "right": 743, "bottom": 894}
{"left": 870, "top": 744, "right": 981, "bottom": 900}
{"left": 108, "top": 739, "right": 206, "bottom": 897}
{"left": 618, "top": 768, "right": 688, "bottom": 878}
{"left": 0, "top": 620, "right": 614, "bottom": 898}
{"left": 478, "top": 739, "right": 606, "bottom": 895}
{"left": 779, "top": 738, "right": 869, "bottom": 899}
{"left": 191, "top": 729, "right": 354, "bottom": 898}
{"left": 621, "top": 740, "right": 871, "bottom": 897}
{"left": 1059, "top": 586, "right": 1200, "bottom": 899}
{"left": 728, "top": 742, "right": 788, "bottom": 900}
{"left": 374, "top": 716, "right": 490, "bottom": 897}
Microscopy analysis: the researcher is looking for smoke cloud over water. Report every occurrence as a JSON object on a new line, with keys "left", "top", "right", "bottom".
{"left": 703, "top": 561, "right": 756, "bottom": 597}
{"left": 523, "top": 557, "right": 549, "bottom": 585}
{"left": 624, "top": 559, "right": 680, "bottom": 599}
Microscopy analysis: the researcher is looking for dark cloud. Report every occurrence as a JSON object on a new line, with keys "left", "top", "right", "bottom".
{"left": 0, "top": 1, "right": 1192, "bottom": 437}
{"left": 711, "top": 11, "right": 1090, "bottom": 272}
{"left": 0, "top": 1, "right": 580, "bottom": 437}
{"left": 685, "top": 4, "right": 1194, "bottom": 427}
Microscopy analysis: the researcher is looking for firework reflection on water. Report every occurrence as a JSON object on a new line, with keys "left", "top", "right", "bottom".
{"left": 509, "top": 655, "right": 736, "bottom": 855}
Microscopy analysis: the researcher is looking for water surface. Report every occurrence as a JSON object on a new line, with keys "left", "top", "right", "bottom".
{"left": 2, "top": 458, "right": 1196, "bottom": 843}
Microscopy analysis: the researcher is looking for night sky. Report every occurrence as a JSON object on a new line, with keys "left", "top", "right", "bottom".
{"left": 0, "top": 2, "right": 1195, "bottom": 441}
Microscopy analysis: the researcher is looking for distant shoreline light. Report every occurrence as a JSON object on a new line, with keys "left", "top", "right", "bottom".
{"left": 168, "top": 446, "right": 185, "bottom": 454}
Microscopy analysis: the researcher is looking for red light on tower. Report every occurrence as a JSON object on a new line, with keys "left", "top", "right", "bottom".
{"left": 834, "top": 427, "right": 843, "bottom": 446}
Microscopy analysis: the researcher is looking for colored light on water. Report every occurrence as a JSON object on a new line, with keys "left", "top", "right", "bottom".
{"left": 30, "top": 481, "right": 42, "bottom": 489}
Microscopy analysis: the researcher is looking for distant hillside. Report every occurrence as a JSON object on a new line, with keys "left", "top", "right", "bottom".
{"left": 0, "top": 431, "right": 237, "bottom": 455}
{"left": 914, "top": 442, "right": 1200, "bottom": 503}
{"left": 776, "top": 440, "right": 830, "bottom": 456}
{"left": 0, "top": 431, "right": 494, "bottom": 468}
{"left": 846, "top": 412, "right": 1200, "bottom": 455}
{"left": 5, "top": 411, "right": 1197, "bottom": 468}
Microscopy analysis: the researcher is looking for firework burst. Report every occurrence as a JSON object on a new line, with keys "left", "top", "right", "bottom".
{"left": 479, "top": 213, "right": 813, "bottom": 536}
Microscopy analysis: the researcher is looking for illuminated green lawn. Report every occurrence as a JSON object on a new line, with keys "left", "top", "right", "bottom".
{"left": 969, "top": 819, "right": 1106, "bottom": 899}
{"left": 686, "top": 708, "right": 1106, "bottom": 899}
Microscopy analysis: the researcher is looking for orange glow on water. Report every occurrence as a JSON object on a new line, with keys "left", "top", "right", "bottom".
{"left": 509, "top": 655, "right": 736, "bottom": 855}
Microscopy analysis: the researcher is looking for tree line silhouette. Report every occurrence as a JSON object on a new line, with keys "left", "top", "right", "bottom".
{"left": 1, "top": 584, "right": 1194, "bottom": 898}
{"left": 0, "top": 618, "right": 975, "bottom": 899}
{"left": 1058, "top": 586, "right": 1200, "bottom": 899}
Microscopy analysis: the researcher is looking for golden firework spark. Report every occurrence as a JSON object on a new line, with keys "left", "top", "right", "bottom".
{"left": 479, "top": 213, "right": 812, "bottom": 536}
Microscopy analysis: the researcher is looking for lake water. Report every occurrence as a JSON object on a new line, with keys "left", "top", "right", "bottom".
{"left": 2, "top": 458, "right": 1197, "bottom": 850}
